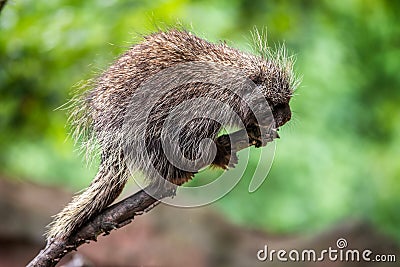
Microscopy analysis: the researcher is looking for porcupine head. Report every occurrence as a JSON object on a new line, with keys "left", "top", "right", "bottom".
{"left": 47, "top": 28, "right": 299, "bottom": 240}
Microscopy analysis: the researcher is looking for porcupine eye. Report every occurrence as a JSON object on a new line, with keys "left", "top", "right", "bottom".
{"left": 251, "top": 74, "right": 292, "bottom": 128}
{"left": 251, "top": 75, "right": 264, "bottom": 86}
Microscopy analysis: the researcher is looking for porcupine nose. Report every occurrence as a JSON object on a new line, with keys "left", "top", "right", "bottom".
{"left": 274, "top": 103, "right": 291, "bottom": 127}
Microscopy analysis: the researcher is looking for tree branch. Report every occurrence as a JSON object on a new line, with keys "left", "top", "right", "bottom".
{"left": 26, "top": 186, "right": 174, "bottom": 267}
{"left": 26, "top": 128, "right": 270, "bottom": 267}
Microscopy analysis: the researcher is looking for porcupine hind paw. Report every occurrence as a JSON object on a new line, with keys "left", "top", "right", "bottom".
{"left": 212, "top": 134, "right": 238, "bottom": 169}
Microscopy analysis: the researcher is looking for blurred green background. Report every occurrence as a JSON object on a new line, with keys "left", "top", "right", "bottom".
{"left": 1, "top": 0, "right": 399, "bottom": 243}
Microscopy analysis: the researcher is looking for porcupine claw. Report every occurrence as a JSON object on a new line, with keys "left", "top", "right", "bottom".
{"left": 247, "top": 124, "right": 280, "bottom": 148}
{"left": 271, "top": 128, "right": 280, "bottom": 139}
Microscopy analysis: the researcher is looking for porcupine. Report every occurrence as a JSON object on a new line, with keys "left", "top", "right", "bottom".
{"left": 47, "top": 29, "right": 298, "bottom": 240}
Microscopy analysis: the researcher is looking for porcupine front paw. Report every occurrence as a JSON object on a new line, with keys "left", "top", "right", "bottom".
{"left": 246, "top": 124, "right": 279, "bottom": 148}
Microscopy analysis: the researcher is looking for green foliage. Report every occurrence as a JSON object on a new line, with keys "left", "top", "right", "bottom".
{"left": 1, "top": 0, "right": 399, "bottom": 240}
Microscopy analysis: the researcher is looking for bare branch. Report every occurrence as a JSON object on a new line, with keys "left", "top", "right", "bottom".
{"left": 26, "top": 128, "right": 267, "bottom": 267}
{"left": 27, "top": 186, "right": 174, "bottom": 267}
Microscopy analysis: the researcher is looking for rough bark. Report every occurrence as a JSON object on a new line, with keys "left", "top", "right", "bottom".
{"left": 27, "top": 128, "right": 262, "bottom": 267}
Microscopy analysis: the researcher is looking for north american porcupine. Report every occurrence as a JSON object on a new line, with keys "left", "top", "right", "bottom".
{"left": 47, "top": 29, "right": 299, "bottom": 240}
